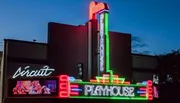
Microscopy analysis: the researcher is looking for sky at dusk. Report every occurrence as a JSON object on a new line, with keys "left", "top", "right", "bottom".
{"left": 0, "top": 0, "right": 180, "bottom": 54}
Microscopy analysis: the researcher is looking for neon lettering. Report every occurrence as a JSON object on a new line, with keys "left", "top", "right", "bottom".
{"left": 12, "top": 65, "right": 55, "bottom": 78}
{"left": 84, "top": 85, "right": 135, "bottom": 97}
{"left": 153, "top": 86, "right": 159, "bottom": 98}
{"left": 99, "top": 13, "right": 105, "bottom": 72}
{"left": 153, "top": 74, "right": 159, "bottom": 84}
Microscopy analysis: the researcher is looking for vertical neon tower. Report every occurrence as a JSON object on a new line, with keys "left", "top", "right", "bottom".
{"left": 88, "top": 1, "right": 111, "bottom": 80}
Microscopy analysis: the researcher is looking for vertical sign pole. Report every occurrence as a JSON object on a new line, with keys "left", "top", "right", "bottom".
{"left": 87, "top": 21, "right": 92, "bottom": 80}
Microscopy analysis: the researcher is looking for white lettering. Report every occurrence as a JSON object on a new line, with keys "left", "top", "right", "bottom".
{"left": 85, "top": 85, "right": 92, "bottom": 95}
{"left": 153, "top": 86, "right": 159, "bottom": 98}
{"left": 84, "top": 85, "right": 135, "bottom": 97}
{"left": 123, "top": 87, "right": 134, "bottom": 96}
{"left": 12, "top": 65, "right": 55, "bottom": 78}
{"left": 99, "top": 13, "right": 105, "bottom": 72}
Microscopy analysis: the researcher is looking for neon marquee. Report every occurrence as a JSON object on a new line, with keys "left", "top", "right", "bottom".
{"left": 58, "top": 74, "right": 153, "bottom": 100}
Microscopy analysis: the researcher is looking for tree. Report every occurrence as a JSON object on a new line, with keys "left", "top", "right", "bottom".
{"left": 131, "top": 36, "right": 150, "bottom": 54}
{"left": 157, "top": 49, "right": 180, "bottom": 84}
{"left": 156, "top": 49, "right": 180, "bottom": 103}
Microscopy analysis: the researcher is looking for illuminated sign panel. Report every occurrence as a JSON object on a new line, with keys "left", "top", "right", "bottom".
{"left": 75, "top": 84, "right": 139, "bottom": 97}
{"left": 8, "top": 74, "right": 153, "bottom": 100}
{"left": 58, "top": 74, "right": 153, "bottom": 100}
{"left": 8, "top": 78, "right": 58, "bottom": 97}
{"left": 99, "top": 13, "right": 105, "bottom": 72}
{"left": 12, "top": 66, "right": 55, "bottom": 79}
{"left": 153, "top": 86, "right": 158, "bottom": 98}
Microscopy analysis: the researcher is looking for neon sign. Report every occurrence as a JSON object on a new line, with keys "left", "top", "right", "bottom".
{"left": 88, "top": 1, "right": 110, "bottom": 73}
{"left": 89, "top": 1, "right": 109, "bottom": 20}
{"left": 99, "top": 13, "right": 105, "bottom": 72}
{"left": 62, "top": 1, "right": 153, "bottom": 100}
{"left": 12, "top": 65, "right": 55, "bottom": 78}
{"left": 153, "top": 74, "right": 159, "bottom": 84}
{"left": 84, "top": 85, "right": 135, "bottom": 97}
{"left": 58, "top": 74, "right": 153, "bottom": 100}
{"left": 153, "top": 86, "right": 159, "bottom": 98}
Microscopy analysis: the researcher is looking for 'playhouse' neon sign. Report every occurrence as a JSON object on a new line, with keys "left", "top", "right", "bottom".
{"left": 84, "top": 85, "right": 135, "bottom": 97}
{"left": 58, "top": 74, "right": 153, "bottom": 100}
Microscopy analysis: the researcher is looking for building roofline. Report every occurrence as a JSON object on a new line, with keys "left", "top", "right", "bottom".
{"left": 132, "top": 53, "right": 158, "bottom": 57}
{"left": 49, "top": 22, "right": 132, "bottom": 35}
{"left": 4, "top": 39, "right": 47, "bottom": 46}
{"left": 48, "top": 22, "right": 85, "bottom": 27}
{"left": 109, "top": 30, "right": 131, "bottom": 35}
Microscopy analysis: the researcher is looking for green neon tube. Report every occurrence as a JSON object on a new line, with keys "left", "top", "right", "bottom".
{"left": 104, "top": 12, "right": 110, "bottom": 73}
{"left": 104, "top": 12, "right": 114, "bottom": 83}
{"left": 70, "top": 96, "right": 147, "bottom": 100}
{"left": 70, "top": 82, "right": 146, "bottom": 86}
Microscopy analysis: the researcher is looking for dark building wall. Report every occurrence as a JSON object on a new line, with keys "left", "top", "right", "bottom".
{"left": 0, "top": 51, "right": 2, "bottom": 100}
{"left": 2, "top": 39, "right": 48, "bottom": 101}
{"left": 132, "top": 54, "right": 158, "bottom": 69}
{"left": 132, "top": 54, "right": 158, "bottom": 82}
{"left": 0, "top": 51, "right": 2, "bottom": 71}
{"left": 48, "top": 22, "right": 88, "bottom": 80}
{"left": 109, "top": 31, "right": 132, "bottom": 81}
{"left": 1, "top": 22, "right": 137, "bottom": 103}
{"left": 48, "top": 22, "right": 132, "bottom": 81}
{"left": 6, "top": 40, "right": 47, "bottom": 60}
{"left": 0, "top": 51, "right": 2, "bottom": 58}
{"left": 1, "top": 38, "right": 153, "bottom": 103}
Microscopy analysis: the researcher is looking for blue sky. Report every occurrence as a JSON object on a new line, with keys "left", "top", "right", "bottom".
{"left": 0, "top": 0, "right": 180, "bottom": 54}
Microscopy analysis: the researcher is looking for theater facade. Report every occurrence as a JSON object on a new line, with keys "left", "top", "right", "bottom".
{"left": 0, "top": 1, "right": 156, "bottom": 103}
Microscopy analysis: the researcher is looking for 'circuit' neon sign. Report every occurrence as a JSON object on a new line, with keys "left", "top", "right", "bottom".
{"left": 12, "top": 65, "right": 55, "bottom": 78}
